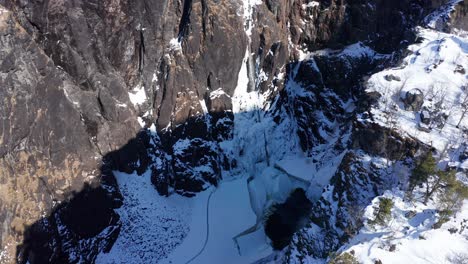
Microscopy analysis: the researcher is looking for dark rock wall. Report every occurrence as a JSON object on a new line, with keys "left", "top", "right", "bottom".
{"left": 0, "top": 0, "right": 246, "bottom": 259}
{"left": 451, "top": 0, "right": 468, "bottom": 31}
{"left": 0, "top": 7, "right": 138, "bottom": 260}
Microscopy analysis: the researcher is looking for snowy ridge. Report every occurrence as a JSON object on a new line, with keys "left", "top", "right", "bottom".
{"left": 367, "top": 28, "right": 468, "bottom": 152}
{"left": 332, "top": 21, "right": 468, "bottom": 264}
{"left": 348, "top": 192, "right": 468, "bottom": 264}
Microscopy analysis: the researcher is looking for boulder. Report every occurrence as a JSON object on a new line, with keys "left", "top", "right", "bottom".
{"left": 207, "top": 91, "right": 233, "bottom": 113}
{"left": 384, "top": 74, "right": 402, "bottom": 82}
{"left": 364, "top": 91, "right": 383, "bottom": 107}
{"left": 402, "top": 88, "right": 424, "bottom": 111}
{"left": 420, "top": 109, "right": 431, "bottom": 125}
{"left": 419, "top": 107, "right": 448, "bottom": 129}
{"left": 454, "top": 64, "right": 466, "bottom": 74}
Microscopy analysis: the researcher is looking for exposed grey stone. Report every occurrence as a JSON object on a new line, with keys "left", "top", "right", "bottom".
{"left": 384, "top": 74, "right": 402, "bottom": 82}
{"left": 402, "top": 88, "right": 424, "bottom": 111}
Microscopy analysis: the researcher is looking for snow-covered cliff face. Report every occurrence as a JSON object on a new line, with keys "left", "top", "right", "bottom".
{"left": 1, "top": 0, "right": 467, "bottom": 263}
{"left": 286, "top": 3, "right": 468, "bottom": 263}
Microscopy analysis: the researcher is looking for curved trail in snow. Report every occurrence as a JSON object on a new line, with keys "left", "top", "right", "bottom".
{"left": 184, "top": 188, "right": 215, "bottom": 264}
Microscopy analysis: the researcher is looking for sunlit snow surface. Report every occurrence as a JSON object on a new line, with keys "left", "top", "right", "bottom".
{"left": 343, "top": 26, "right": 468, "bottom": 264}
{"left": 128, "top": 84, "right": 147, "bottom": 106}
{"left": 367, "top": 28, "right": 468, "bottom": 153}
{"left": 346, "top": 193, "right": 468, "bottom": 264}
{"left": 96, "top": 171, "right": 273, "bottom": 264}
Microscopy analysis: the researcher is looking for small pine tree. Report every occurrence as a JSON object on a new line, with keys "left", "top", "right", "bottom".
{"left": 410, "top": 153, "right": 437, "bottom": 191}
{"left": 409, "top": 153, "right": 452, "bottom": 204}
{"left": 369, "top": 197, "right": 394, "bottom": 226}
{"left": 328, "top": 252, "right": 360, "bottom": 264}
{"left": 435, "top": 170, "right": 468, "bottom": 228}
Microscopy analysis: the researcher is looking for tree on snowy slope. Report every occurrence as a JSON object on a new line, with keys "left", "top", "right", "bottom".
{"left": 435, "top": 170, "right": 468, "bottom": 228}
{"left": 328, "top": 251, "right": 360, "bottom": 264}
{"left": 369, "top": 197, "right": 394, "bottom": 226}
{"left": 456, "top": 86, "right": 468, "bottom": 128}
{"left": 410, "top": 153, "right": 468, "bottom": 205}
{"left": 409, "top": 153, "right": 437, "bottom": 197}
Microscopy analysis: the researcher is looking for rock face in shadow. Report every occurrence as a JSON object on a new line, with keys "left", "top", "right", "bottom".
{"left": 16, "top": 154, "right": 125, "bottom": 264}
{"left": 352, "top": 121, "right": 426, "bottom": 161}
{"left": 265, "top": 188, "right": 312, "bottom": 250}
{"left": 0, "top": 6, "right": 140, "bottom": 260}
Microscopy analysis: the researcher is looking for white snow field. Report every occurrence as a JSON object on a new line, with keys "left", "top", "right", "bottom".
{"left": 366, "top": 27, "right": 468, "bottom": 153}
{"left": 160, "top": 177, "right": 272, "bottom": 264}
{"left": 343, "top": 192, "right": 468, "bottom": 264}
{"left": 336, "top": 8, "right": 468, "bottom": 264}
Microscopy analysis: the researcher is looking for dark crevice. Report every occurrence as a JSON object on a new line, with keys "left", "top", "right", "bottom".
{"left": 206, "top": 72, "right": 213, "bottom": 90}
{"left": 26, "top": 20, "right": 43, "bottom": 35}
{"left": 96, "top": 91, "right": 108, "bottom": 121}
{"left": 178, "top": 0, "right": 193, "bottom": 39}
{"left": 155, "top": 60, "right": 170, "bottom": 127}
{"left": 138, "top": 29, "right": 145, "bottom": 74}
{"left": 201, "top": 0, "right": 208, "bottom": 39}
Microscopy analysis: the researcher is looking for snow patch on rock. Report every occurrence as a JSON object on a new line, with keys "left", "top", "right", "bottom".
{"left": 128, "top": 84, "right": 147, "bottom": 106}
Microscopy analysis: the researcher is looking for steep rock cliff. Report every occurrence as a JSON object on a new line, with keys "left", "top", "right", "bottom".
{"left": 0, "top": 0, "right": 466, "bottom": 263}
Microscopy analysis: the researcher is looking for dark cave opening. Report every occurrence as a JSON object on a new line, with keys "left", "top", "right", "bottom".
{"left": 264, "top": 188, "right": 313, "bottom": 250}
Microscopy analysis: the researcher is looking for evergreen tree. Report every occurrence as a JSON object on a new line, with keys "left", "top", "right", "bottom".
{"left": 328, "top": 252, "right": 360, "bottom": 264}
{"left": 410, "top": 152, "right": 468, "bottom": 212}
{"left": 410, "top": 153, "right": 437, "bottom": 191}
{"left": 436, "top": 170, "right": 468, "bottom": 227}
{"left": 370, "top": 197, "right": 394, "bottom": 226}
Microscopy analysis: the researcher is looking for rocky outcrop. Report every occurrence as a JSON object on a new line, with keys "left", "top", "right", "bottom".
{"left": 352, "top": 121, "right": 425, "bottom": 160}
{"left": 402, "top": 88, "right": 424, "bottom": 111}
{"left": 275, "top": 42, "right": 392, "bottom": 153}
{"left": 289, "top": 0, "right": 428, "bottom": 53}
{"left": 450, "top": 0, "right": 468, "bottom": 31}
{"left": 285, "top": 142, "right": 422, "bottom": 260}
{"left": 168, "top": 138, "right": 222, "bottom": 196}
{"left": 425, "top": 0, "right": 468, "bottom": 32}
{"left": 283, "top": 78, "right": 432, "bottom": 261}
{"left": 285, "top": 152, "right": 384, "bottom": 260}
